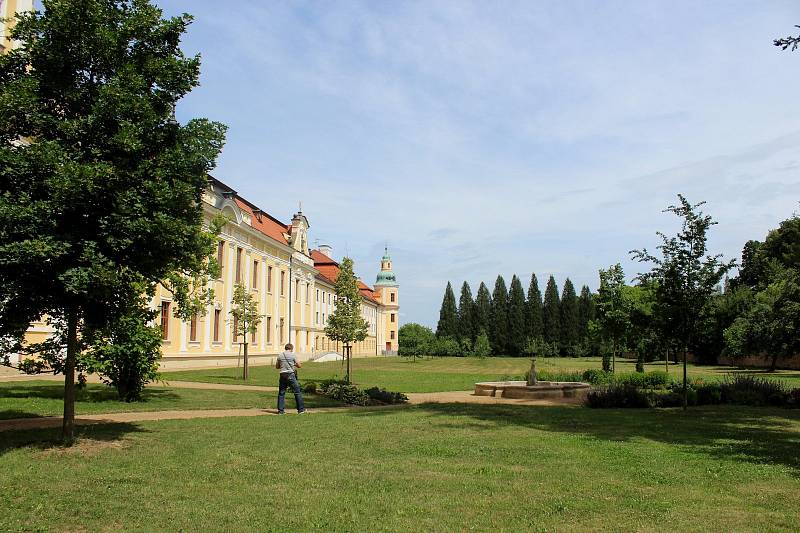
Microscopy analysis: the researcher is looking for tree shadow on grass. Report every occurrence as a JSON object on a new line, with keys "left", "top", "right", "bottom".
{"left": 0, "top": 382, "right": 180, "bottom": 404}
{"left": 0, "top": 422, "right": 148, "bottom": 457}
{"left": 412, "top": 402, "right": 800, "bottom": 475}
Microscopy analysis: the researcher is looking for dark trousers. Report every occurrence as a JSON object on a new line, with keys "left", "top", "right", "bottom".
{"left": 278, "top": 372, "right": 305, "bottom": 413}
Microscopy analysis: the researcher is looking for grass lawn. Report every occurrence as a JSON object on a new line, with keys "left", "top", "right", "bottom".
{"left": 0, "top": 381, "right": 339, "bottom": 420}
{"left": 2, "top": 404, "right": 799, "bottom": 531}
{"left": 161, "top": 356, "right": 800, "bottom": 392}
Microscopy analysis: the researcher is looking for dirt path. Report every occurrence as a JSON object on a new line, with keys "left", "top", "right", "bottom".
{"left": 0, "top": 391, "right": 583, "bottom": 432}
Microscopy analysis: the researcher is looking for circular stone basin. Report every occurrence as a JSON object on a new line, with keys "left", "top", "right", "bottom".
{"left": 474, "top": 380, "right": 591, "bottom": 400}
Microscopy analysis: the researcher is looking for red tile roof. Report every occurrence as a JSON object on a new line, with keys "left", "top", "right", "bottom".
{"left": 312, "top": 250, "right": 378, "bottom": 304}
{"left": 233, "top": 198, "right": 289, "bottom": 246}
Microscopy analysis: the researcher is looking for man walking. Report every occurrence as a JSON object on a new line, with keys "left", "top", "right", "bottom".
{"left": 276, "top": 343, "right": 305, "bottom": 414}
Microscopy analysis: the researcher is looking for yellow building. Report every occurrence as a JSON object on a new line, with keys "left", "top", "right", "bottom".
{"left": 152, "top": 177, "right": 399, "bottom": 369}
{"left": 0, "top": 0, "right": 33, "bottom": 52}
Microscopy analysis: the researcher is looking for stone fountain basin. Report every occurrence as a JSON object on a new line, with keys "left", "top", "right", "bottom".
{"left": 474, "top": 380, "right": 591, "bottom": 400}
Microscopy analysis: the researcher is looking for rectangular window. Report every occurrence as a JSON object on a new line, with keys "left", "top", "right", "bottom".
{"left": 390, "top": 292, "right": 395, "bottom": 303}
{"left": 251, "top": 325, "right": 257, "bottom": 343}
{"left": 213, "top": 309, "right": 221, "bottom": 342}
{"left": 305, "top": 331, "right": 309, "bottom": 346}
{"left": 252, "top": 260, "right": 258, "bottom": 289}
{"left": 160, "top": 301, "right": 170, "bottom": 340}
{"left": 315, "top": 312, "right": 319, "bottom": 324}
{"left": 296, "top": 280, "right": 300, "bottom": 302}
{"left": 306, "top": 283, "right": 310, "bottom": 304}
{"left": 322, "top": 313, "right": 325, "bottom": 324}
{"left": 390, "top": 313, "right": 395, "bottom": 323}
{"left": 233, "top": 315, "right": 239, "bottom": 342}
{"left": 266, "top": 316, "right": 272, "bottom": 342}
{"left": 280, "top": 271, "right": 285, "bottom": 296}
{"left": 390, "top": 330, "right": 395, "bottom": 340}
{"left": 316, "top": 289, "right": 320, "bottom": 302}
{"left": 216, "top": 241, "right": 225, "bottom": 277}
{"left": 279, "top": 318, "right": 284, "bottom": 344}
{"left": 235, "top": 247, "right": 243, "bottom": 283}
{"left": 268, "top": 266, "right": 273, "bottom": 292}
{"left": 189, "top": 314, "right": 198, "bottom": 342}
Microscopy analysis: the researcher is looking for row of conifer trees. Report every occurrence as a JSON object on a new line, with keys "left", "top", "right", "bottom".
{"left": 436, "top": 274, "right": 596, "bottom": 356}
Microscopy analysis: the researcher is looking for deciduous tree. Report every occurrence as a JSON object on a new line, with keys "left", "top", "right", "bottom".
{"left": 632, "top": 195, "right": 735, "bottom": 409}
{"left": 325, "top": 257, "right": 369, "bottom": 383}
{"left": 230, "top": 283, "right": 263, "bottom": 380}
{"left": 0, "top": 0, "right": 226, "bottom": 441}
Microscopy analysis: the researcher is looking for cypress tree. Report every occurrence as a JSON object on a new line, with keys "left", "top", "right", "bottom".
{"left": 526, "top": 274, "right": 543, "bottom": 341}
{"left": 489, "top": 276, "right": 509, "bottom": 355}
{"left": 436, "top": 282, "right": 458, "bottom": 338}
{"left": 559, "top": 278, "right": 579, "bottom": 356}
{"left": 542, "top": 275, "right": 561, "bottom": 349}
{"left": 474, "top": 282, "right": 492, "bottom": 338}
{"left": 507, "top": 275, "right": 527, "bottom": 356}
{"left": 578, "top": 285, "right": 594, "bottom": 340}
{"left": 457, "top": 281, "right": 475, "bottom": 342}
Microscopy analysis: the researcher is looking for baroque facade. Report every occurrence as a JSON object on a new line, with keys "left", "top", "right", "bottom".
{"left": 152, "top": 178, "right": 399, "bottom": 368}
{"left": 0, "top": 0, "right": 33, "bottom": 53}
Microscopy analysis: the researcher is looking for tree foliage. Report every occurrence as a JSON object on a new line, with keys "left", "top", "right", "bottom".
{"left": 230, "top": 283, "right": 263, "bottom": 380}
{"left": 457, "top": 281, "right": 475, "bottom": 342}
{"left": 542, "top": 276, "right": 561, "bottom": 348}
{"left": 526, "top": 274, "right": 543, "bottom": 343}
{"left": 559, "top": 278, "right": 579, "bottom": 356}
{"left": 84, "top": 295, "right": 161, "bottom": 402}
{"left": 725, "top": 266, "right": 800, "bottom": 371}
{"left": 489, "top": 276, "right": 509, "bottom": 355}
{"left": 632, "top": 195, "right": 735, "bottom": 407}
{"left": 474, "top": 282, "right": 492, "bottom": 339}
{"left": 325, "top": 257, "right": 369, "bottom": 382}
{"left": 593, "top": 264, "right": 629, "bottom": 372}
{"left": 398, "top": 322, "right": 435, "bottom": 359}
{"left": 436, "top": 282, "right": 458, "bottom": 338}
{"left": 507, "top": 275, "right": 527, "bottom": 356}
{"left": 775, "top": 25, "right": 800, "bottom": 51}
{"left": 0, "top": 0, "right": 226, "bottom": 441}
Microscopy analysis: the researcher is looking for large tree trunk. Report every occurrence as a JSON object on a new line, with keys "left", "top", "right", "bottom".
{"left": 62, "top": 309, "right": 78, "bottom": 444}
{"left": 243, "top": 341, "right": 249, "bottom": 380}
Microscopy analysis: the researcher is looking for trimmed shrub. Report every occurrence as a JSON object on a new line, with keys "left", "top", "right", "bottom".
{"left": 302, "top": 381, "right": 318, "bottom": 394}
{"left": 719, "top": 374, "right": 789, "bottom": 407}
{"left": 695, "top": 382, "right": 722, "bottom": 405}
{"left": 536, "top": 369, "right": 584, "bottom": 382}
{"left": 586, "top": 384, "right": 654, "bottom": 408}
{"left": 319, "top": 381, "right": 371, "bottom": 406}
{"left": 365, "top": 387, "right": 408, "bottom": 405}
{"left": 582, "top": 368, "right": 612, "bottom": 385}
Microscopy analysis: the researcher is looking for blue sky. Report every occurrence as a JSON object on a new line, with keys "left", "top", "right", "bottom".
{"left": 159, "top": 0, "right": 800, "bottom": 328}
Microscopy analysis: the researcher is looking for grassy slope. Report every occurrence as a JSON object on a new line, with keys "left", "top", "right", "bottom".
{"left": 161, "top": 356, "right": 800, "bottom": 392}
{"left": 2, "top": 404, "right": 799, "bottom": 531}
{"left": 0, "top": 381, "right": 338, "bottom": 420}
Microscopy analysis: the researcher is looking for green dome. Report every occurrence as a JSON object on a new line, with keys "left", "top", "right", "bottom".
{"left": 376, "top": 270, "right": 397, "bottom": 285}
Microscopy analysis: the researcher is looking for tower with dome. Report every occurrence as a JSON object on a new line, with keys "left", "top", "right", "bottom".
{"left": 374, "top": 247, "right": 399, "bottom": 354}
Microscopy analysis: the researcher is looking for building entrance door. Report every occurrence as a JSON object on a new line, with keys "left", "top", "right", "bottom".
{"left": 386, "top": 342, "right": 391, "bottom": 351}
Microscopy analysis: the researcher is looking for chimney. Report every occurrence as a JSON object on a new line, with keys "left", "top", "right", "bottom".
{"left": 318, "top": 244, "right": 333, "bottom": 258}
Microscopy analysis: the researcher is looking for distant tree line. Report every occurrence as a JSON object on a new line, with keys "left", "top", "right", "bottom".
{"left": 400, "top": 196, "right": 800, "bottom": 376}
{"left": 425, "top": 274, "right": 596, "bottom": 357}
